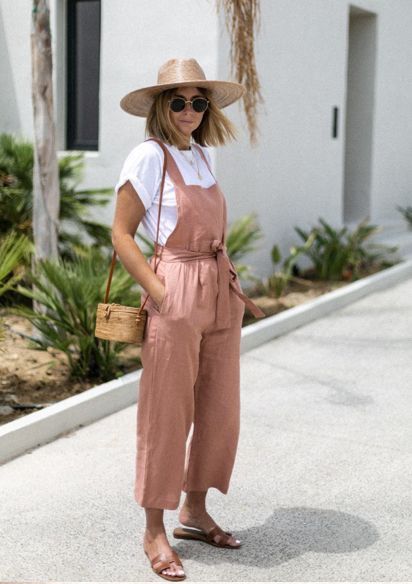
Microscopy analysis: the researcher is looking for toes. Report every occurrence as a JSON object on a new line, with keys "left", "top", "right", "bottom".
{"left": 213, "top": 532, "right": 241, "bottom": 547}
{"left": 161, "top": 562, "right": 184, "bottom": 578}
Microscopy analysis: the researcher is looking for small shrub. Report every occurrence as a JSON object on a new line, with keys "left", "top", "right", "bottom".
{"left": 267, "top": 232, "right": 317, "bottom": 298}
{"left": 6, "top": 248, "right": 142, "bottom": 381}
{"left": 265, "top": 217, "right": 398, "bottom": 298}
{"left": 293, "top": 217, "right": 398, "bottom": 281}
{"left": 0, "top": 231, "right": 32, "bottom": 345}
{"left": 226, "top": 212, "right": 264, "bottom": 281}
{"left": 0, "top": 132, "right": 113, "bottom": 262}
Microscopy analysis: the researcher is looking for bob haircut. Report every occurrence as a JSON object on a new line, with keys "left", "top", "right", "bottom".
{"left": 145, "top": 86, "right": 239, "bottom": 149}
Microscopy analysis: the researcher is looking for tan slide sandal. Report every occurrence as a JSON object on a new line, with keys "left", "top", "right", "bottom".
{"left": 173, "top": 525, "right": 242, "bottom": 548}
{"left": 144, "top": 548, "right": 186, "bottom": 581}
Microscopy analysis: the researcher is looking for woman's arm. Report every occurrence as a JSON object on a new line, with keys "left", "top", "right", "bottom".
{"left": 112, "top": 179, "right": 164, "bottom": 307}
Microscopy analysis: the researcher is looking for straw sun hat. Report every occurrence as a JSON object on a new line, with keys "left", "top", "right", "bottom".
{"left": 120, "top": 58, "right": 245, "bottom": 117}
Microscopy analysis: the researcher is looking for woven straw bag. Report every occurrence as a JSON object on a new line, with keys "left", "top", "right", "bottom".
{"left": 95, "top": 138, "right": 168, "bottom": 344}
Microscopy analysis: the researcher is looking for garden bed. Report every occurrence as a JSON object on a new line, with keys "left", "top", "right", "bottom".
{"left": 0, "top": 262, "right": 387, "bottom": 427}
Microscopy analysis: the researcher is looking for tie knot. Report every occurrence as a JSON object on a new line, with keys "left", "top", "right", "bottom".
{"left": 211, "top": 240, "right": 224, "bottom": 253}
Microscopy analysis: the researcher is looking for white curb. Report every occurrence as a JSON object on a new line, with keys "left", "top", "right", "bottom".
{"left": 1, "top": 258, "right": 412, "bottom": 465}
{"left": 0, "top": 368, "right": 141, "bottom": 465}
{"left": 240, "top": 258, "right": 412, "bottom": 353}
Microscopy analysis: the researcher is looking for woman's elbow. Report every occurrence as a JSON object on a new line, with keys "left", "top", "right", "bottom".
{"left": 111, "top": 229, "right": 125, "bottom": 249}
{"left": 111, "top": 229, "right": 134, "bottom": 250}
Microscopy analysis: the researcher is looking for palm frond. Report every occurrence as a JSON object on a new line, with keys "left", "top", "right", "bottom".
{"left": 8, "top": 248, "right": 141, "bottom": 380}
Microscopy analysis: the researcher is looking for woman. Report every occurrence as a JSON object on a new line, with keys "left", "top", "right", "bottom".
{"left": 112, "top": 58, "right": 265, "bottom": 581}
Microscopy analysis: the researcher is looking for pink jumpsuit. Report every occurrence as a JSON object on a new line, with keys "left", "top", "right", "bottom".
{"left": 135, "top": 137, "right": 264, "bottom": 510}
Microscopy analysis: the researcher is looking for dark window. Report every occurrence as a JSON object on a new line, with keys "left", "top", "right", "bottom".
{"left": 66, "top": 0, "right": 101, "bottom": 150}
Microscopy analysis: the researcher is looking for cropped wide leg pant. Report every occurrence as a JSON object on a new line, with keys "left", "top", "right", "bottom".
{"left": 134, "top": 254, "right": 245, "bottom": 510}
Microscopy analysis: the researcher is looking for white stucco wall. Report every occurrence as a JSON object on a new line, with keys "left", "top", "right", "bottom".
{"left": 1, "top": 0, "right": 411, "bottom": 279}
{"left": 218, "top": 0, "right": 351, "bottom": 274}
{"left": 217, "top": 0, "right": 412, "bottom": 275}
{"left": 0, "top": 1, "right": 33, "bottom": 136}
{"left": 369, "top": 1, "right": 412, "bottom": 219}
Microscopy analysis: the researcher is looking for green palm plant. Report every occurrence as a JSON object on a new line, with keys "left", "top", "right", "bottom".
{"left": 293, "top": 217, "right": 398, "bottom": 281}
{"left": 267, "top": 232, "right": 318, "bottom": 298}
{"left": 0, "top": 232, "right": 32, "bottom": 296}
{"left": 0, "top": 132, "right": 113, "bottom": 261}
{"left": 7, "top": 248, "right": 142, "bottom": 381}
{"left": 225, "top": 212, "right": 264, "bottom": 280}
{"left": 0, "top": 231, "right": 32, "bottom": 345}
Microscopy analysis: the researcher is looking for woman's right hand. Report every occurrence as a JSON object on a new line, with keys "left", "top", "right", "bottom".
{"left": 151, "top": 278, "right": 166, "bottom": 309}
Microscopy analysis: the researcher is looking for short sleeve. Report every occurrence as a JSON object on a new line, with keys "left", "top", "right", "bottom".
{"left": 114, "top": 141, "right": 164, "bottom": 210}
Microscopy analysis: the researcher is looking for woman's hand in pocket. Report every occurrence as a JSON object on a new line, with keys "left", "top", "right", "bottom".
{"left": 151, "top": 277, "right": 166, "bottom": 309}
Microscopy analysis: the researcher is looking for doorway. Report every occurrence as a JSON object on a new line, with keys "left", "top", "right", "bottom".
{"left": 343, "top": 5, "right": 377, "bottom": 225}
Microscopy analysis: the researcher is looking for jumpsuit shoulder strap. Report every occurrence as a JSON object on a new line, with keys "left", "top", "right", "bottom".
{"left": 144, "top": 136, "right": 168, "bottom": 159}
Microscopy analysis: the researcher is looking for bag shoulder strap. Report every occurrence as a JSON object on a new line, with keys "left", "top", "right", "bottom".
{"left": 103, "top": 137, "right": 168, "bottom": 305}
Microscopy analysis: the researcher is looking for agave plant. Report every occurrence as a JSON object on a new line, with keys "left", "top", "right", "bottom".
{"left": 7, "top": 248, "right": 142, "bottom": 381}
{"left": 293, "top": 217, "right": 398, "bottom": 281}
{"left": 0, "top": 132, "right": 113, "bottom": 262}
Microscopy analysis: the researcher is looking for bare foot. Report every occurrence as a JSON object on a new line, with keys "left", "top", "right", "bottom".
{"left": 144, "top": 528, "right": 185, "bottom": 578}
{"left": 178, "top": 502, "right": 241, "bottom": 547}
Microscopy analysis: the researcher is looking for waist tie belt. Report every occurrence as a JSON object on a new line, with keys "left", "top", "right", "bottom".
{"left": 153, "top": 240, "right": 265, "bottom": 330}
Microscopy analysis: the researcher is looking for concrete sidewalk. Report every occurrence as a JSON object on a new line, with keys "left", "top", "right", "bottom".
{"left": 1, "top": 277, "right": 411, "bottom": 582}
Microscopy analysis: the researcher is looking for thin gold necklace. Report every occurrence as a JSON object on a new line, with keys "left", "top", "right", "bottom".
{"left": 180, "top": 147, "right": 202, "bottom": 180}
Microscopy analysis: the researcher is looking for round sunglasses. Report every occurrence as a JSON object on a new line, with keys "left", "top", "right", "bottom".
{"left": 168, "top": 97, "right": 209, "bottom": 113}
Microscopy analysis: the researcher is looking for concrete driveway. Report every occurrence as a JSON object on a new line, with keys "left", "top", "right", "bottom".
{"left": 1, "top": 277, "right": 411, "bottom": 582}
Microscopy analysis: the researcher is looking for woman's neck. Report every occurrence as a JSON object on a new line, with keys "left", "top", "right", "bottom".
{"left": 178, "top": 137, "right": 192, "bottom": 150}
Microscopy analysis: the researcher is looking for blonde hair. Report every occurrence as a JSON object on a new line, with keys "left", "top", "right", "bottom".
{"left": 145, "top": 87, "right": 239, "bottom": 149}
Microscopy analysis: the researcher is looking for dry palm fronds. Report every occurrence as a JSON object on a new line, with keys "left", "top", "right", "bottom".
{"left": 217, "top": 0, "right": 263, "bottom": 145}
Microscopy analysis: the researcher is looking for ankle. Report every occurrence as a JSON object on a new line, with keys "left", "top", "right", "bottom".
{"left": 144, "top": 525, "right": 167, "bottom": 540}
{"left": 182, "top": 501, "right": 206, "bottom": 516}
{"left": 184, "top": 490, "right": 207, "bottom": 507}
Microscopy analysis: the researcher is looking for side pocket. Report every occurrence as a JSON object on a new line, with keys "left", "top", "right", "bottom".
{"left": 155, "top": 273, "right": 168, "bottom": 314}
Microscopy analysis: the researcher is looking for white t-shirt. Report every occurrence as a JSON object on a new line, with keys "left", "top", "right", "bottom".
{"left": 114, "top": 140, "right": 216, "bottom": 245}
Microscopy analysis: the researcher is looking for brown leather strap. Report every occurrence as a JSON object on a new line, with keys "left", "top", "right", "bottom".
{"left": 104, "top": 137, "right": 169, "bottom": 313}
{"left": 150, "top": 551, "right": 183, "bottom": 572}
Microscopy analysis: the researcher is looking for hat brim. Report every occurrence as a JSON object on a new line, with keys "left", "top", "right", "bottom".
{"left": 120, "top": 79, "right": 245, "bottom": 117}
